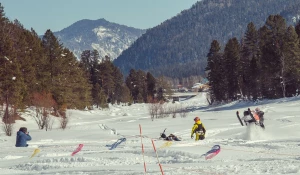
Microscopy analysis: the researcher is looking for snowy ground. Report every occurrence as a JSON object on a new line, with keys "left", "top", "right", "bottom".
{"left": 0, "top": 92, "right": 300, "bottom": 175}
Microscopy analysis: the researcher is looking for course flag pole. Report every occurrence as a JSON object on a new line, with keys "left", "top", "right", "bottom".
{"left": 139, "top": 124, "right": 147, "bottom": 174}
{"left": 151, "top": 139, "right": 164, "bottom": 175}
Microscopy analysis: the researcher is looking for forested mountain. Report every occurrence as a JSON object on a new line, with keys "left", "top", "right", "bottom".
{"left": 53, "top": 18, "right": 146, "bottom": 60}
{"left": 114, "top": 0, "right": 300, "bottom": 78}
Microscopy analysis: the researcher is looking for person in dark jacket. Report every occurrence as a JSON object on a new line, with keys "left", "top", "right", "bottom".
{"left": 160, "top": 132, "right": 181, "bottom": 141}
{"left": 15, "top": 127, "right": 31, "bottom": 147}
{"left": 165, "top": 134, "right": 181, "bottom": 141}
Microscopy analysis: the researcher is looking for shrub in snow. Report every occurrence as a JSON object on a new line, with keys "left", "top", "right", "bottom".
{"left": 59, "top": 111, "right": 70, "bottom": 130}
{"left": 1, "top": 106, "right": 15, "bottom": 136}
{"left": 148, "top": 100, "right": 161, "bottom": 121}
{"left": 31, "top": 92, "right": 56, "bottom": 131}
{"left": 1, "top": 119, "right": 14, "bottom": 136}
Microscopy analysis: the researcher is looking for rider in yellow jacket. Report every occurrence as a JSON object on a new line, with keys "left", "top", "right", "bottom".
{"left": 191, "top": 117, "right": 206, "bottom": 141}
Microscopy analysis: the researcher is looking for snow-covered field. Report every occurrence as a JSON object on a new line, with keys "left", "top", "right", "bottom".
{"left": 0, "top": 92, "right": 300, "bottom": 175}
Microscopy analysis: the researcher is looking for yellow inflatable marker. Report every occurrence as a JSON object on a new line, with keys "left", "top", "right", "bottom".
{"left": 30, "top": 148, "right": 40, "bottom": 158}
{"left": 159, "top": 141, "right": 172, "bottom": 148}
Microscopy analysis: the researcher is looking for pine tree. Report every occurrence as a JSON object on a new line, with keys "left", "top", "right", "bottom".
{"left": 98, "top": 56, "right": 115, "bottom": 103}
{"left": 258, "top": 25, "right": 273, "bottom": 98}
{"left": 80, "top": 50, "right": 92, "bottom": 73}
{"left": 223, "top": 38, "right": 241, "bottom": 100}
{"left": 242, "top": 22, "right": 260, "bottom": 99}
{"left": 205, "top": 40, "right": 225, "bottom": 102}
{"left": 260, "top": 15, "right": 287, "bottom": 98}
{"left": 42, "top": 29, "right": 91, "bottom": 108}
{"left": 295, "top": 22, "right": 300, "bottom": 90}
{"left": 29, "top": 28, "right": 49, "bottom": 93}
{"left": 136, "top": 70, "right": 147, "bottom": 102}
{"left": 146, "top": 72, "right": 156, "bottom": 100}
{"left": 90, "top": 50, "right": 100, "bottom": 86}
{"left": 41, "top": 29, "right": 64, "bottom": 93}
{"left": 111, "top": 66, "right": 124, "bottom": 104}
{"left": 126, "top": 69, "right": 138, "bottom": 102}
{"left": 156, "top": 87, "right": 164, "bottom": 102}
{"left": 282, "top": 26, "right": 300, "bottom": 96}
{"left": 0, "top": 3, "right": 8, "bottom": 24}
{"left": 0, "top": 36, "right": 24, "bottom": 111}
{"left": 248, "top": 56, "right": 259, "bottom": 100}
{"left": 119, "top": 84, "right": 132, "bottom": 104}
{"left": 0, "top": 13, "right": 24, "bottom": 111}
{"left": 9, "top": 23, "right": 37, "bottom": 107}
{"left": 155, "top": 76, "right": 172, "bottom": 101}
{"left": 80, "top": 49, "right": 100, "bottom": 106}
{"left": 295, "top": 21, "right": 300, "bottom": 39}
{"left": 93, "top": 83, "right": 107, "bottom": 108}
{"left": 59, "top": 48, "right": 92, "bottom": 109}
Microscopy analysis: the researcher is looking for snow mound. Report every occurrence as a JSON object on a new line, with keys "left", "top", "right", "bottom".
{"left": 240, "top": 124, "right": 269, "bottom": 140}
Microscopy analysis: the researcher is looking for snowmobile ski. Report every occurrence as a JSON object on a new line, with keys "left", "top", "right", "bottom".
{"left": 236, "top": 111, "right": 244, "bottom": 126}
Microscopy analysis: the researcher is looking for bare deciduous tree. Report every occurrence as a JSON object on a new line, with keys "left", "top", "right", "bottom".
{"left": 148, "top": 102, "right": 161, "bottom": 121}
{"left": 206, "top": 92, "right": 214, "bottom": 105}
{"left": 1, "top": 106, "right": 14, "bottom": 136}
{"left": 179, "top": 104, "right": 188, "bottom": 118}
{"left": 59, "top": 110, "right": 70, "bottom": 130}
{"left": 148, "top": 97, "right": 163, "bottom": 121}
{"left": 171, "top": 105, "right": 178, "bottom": 118}
{"left": 2, "top": 118, "right": 14, "bottom": 136}
{"left": 33, "top": 107, "right": 54, "bottom": 131}
{"left": 31, "top": 92, "right": 56, "bottom": 131}
{"left": 158, "top": 103, "right": 171, "bottom": 118}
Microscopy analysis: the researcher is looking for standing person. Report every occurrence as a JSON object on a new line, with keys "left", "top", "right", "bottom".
{"left": 15, "top": 127, "right": 32, "bottom": 147}
{"left": 191, "top": 117, "right": 206, "bottom": 141}
{"left": 253, "top": 107, "right": 265, "bottom": 129}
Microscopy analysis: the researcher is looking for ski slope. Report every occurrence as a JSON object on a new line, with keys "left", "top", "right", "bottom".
{"left": 0, "top": 92, "right": 300, "bottom": 175}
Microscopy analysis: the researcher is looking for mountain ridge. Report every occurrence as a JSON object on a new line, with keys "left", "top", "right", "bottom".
{"left": 53, "top": 18, "right": 146, "bottom": 60}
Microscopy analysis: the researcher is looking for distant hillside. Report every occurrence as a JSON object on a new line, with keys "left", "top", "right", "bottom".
{"left": 113, "top": 0, "right": 300, "bottom": 78}
{"left": 54, "top": 18, "right": 146, "bottom": 60}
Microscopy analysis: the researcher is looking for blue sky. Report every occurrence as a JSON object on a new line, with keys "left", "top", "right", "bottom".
{"left": 0, "top": 0, "right": 199, "bottom": 35}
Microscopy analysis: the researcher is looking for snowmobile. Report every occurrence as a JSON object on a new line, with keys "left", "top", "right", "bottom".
{"left": 159, "top": 128, "right": 182, "bottom": 141}
{"left": 236, "top": 108, "right": 265, "bottom": 129}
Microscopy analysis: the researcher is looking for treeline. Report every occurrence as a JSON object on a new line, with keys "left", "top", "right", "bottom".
{"left": 80, "top": 50, "right": 168, "bottom": 107}
{"left": 0, "top": 5, "right": 91, "bottom": 110}
{"left": 0, "top": 4, "right": 167, "bottom": 115}
{"left": 206, "top": 15, "right": 300, "bottom": 103}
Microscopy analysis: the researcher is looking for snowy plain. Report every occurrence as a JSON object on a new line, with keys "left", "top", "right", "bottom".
{"left": 0, "top": 92, "right": 300, "bottom": 175}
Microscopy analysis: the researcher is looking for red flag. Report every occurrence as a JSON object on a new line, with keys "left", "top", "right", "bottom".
{"left": 71, "top": 144, "right": 84, "bottom": 156}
